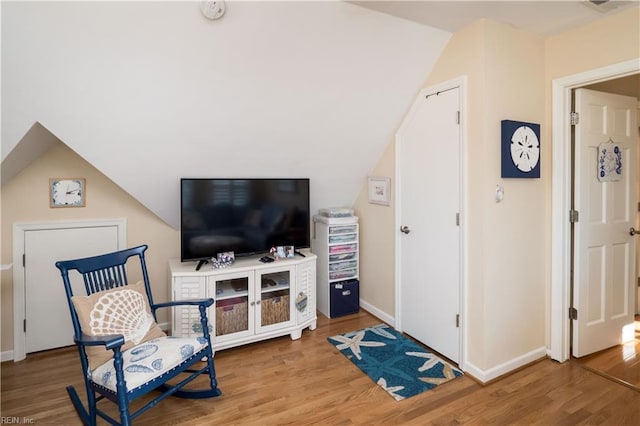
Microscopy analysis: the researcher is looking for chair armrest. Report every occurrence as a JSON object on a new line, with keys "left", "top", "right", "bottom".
{"left": 74, "top": 333, "right": 125, "bottom": 350}
{"left": 153, "top": 298, "right": 215, "bottom": 310}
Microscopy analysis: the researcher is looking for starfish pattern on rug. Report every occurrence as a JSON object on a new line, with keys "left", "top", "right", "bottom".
{"left": 419, "top": 363, "right": 459, "bottom": 386}
{"left": 329, "top": 330, "right": 385, "bottom": 360}
{"left": 377, "top": 377, "right": 405, "bottom": 401}
{"left": 328, "top": 324, "right": 464, "bottom": 400}
{"left": 406, "top": 351, "right": 441, "bottom": 372}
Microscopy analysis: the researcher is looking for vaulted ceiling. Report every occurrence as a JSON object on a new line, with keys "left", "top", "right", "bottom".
{"left": 2, "top": 1, "right": 637, "bottom": 228}
{"left": 351, "top": 0, "right": 639, "bottom": 35}
{"left": 2, "top": 1, "right": 455, "bottom": 228}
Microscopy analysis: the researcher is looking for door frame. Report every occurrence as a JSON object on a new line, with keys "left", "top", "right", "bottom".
{"left": 550, "top": 58, "right": 639, "bottom": 362}
{"left": 12, "top": 219, "right": 126, "bottom": 361}
{"left": 394, "top": 76, "right": 468, "bottom": 370}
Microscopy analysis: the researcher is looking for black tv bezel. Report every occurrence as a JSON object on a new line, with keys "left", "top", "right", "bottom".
{"left": 179, "top": 177, "right": 311, "bottom": 263}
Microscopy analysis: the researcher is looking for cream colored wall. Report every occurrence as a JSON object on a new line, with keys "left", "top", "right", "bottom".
{"left": 545, "top": 7, "right": 640, "bottom": 81}
{"left": 358, "top": 19, "right": 547, "bottom": 371}
{"left": 423, "top": 20, "right": 547, "bottom": 371}
{"left": 353, "top": 142, "right": 396, "bottom": 317}
{"left": 356, "top": 6, "right": 639, "bottom": 376}
{"left": 1, "top": 142, "right": 178, "bottom": 353}
{"left": 356, "top": 19, "right": 547, "bottom": 370}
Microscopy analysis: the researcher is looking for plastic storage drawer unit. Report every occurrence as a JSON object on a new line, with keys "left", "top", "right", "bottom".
{"left": 329, "top": 279, "right": 359, "bottom": 317}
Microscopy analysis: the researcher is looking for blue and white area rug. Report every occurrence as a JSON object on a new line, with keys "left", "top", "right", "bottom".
{"left": 327, "top": 324, "right": 463, "bottom": 401}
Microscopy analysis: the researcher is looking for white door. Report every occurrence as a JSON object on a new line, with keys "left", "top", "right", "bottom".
{"left": 398, "top": 86, "right": 461, "bottom": 363}
{"left": 573, "top": 88, "right": 638, "bottom": 357}
{"left": 24, "top": 226, "right": 120, "bottom": 353}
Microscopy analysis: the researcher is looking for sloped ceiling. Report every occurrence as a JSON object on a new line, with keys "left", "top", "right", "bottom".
{"left": 351, "top": 0, "right": 639, "bottom": 36}
{"left": 1, "top": 1, "right": 451, "bottom": 228}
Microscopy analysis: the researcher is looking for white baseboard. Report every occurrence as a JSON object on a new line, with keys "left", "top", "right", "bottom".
{"left": 359, "top": 299, "right": 395, "bottom": 328}
{"left": 1, "top": 322, "right": 170, "bottom": 362}
{"left": 462, "top": 346, "right": 548, "bottom": 384}
{"left": 1, "top": 350, "right": 14, "bottom": 362}
{"left": 358, "top": 300, "right": 549, "bottom": 384}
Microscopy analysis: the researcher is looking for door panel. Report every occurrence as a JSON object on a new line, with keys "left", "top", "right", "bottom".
{"left": 398, "top": 87, "right": 461, "bottom": 363}
{"left": 25, "top": 226, "right": 120, "bottom": 353}
{"left": 573, "top": 88, "right": 637, "bottom": 357}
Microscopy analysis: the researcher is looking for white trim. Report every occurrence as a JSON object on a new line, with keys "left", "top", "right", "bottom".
{"left": 360, "top": 300, "right": 395, "bottom": 328}
{"left": 1, "top": 350, "right": 14, "bottom": 362}
{"left": 463, "top": 346, "right": 547, "bottom": 384}
{"left": 550, "top": 59, "right": 640, "bottom": 362}
{"left": 394, "top": 76, "right": 468, "bottom": 370}
{"left": 12, "top": 219, "right": 127, "bottom": 362}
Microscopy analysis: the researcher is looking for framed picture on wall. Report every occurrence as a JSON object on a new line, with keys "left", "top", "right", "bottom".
{"left": 367, "top": 176, "right": 391, "bottom": 205}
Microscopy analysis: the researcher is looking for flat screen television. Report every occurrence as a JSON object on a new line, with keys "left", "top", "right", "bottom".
{"left": 180, "top": 178, "right": 310, "bottom": 264}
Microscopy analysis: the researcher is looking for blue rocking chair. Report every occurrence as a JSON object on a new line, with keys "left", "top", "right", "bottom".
{"left": 56, "top": 245, "right": 221, "bottom": 425}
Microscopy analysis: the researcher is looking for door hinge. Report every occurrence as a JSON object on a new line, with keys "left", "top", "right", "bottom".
{"left": 569, "top": 307, "right": 578, "bottom": 320}
{"left": 23, "top": 253, "right": 25, "bottom": 267}
{"left": 569, "top": 210, "right": 579, "bottom": 223}
{"left": 456, "top": 111, "right": 460, "bottom": 124}
{"left": 456, "top": 213, "right": 460, "bottom": 226}
{"left": 23, "top": 319, "right": 26, "bottom": 333}
{"left": 570, "top": 112, "right": 579, "bottom": 125}
{"left": 456, "top": 314, "right": 460, "bottom": 328}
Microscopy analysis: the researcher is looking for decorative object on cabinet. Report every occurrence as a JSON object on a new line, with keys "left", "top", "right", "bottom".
{"left": 318, "top": 207, "right": 354, "bottom": 218}
{"left": 170, "top": 250, "right": 316, "bottom": 351}
{"left": 50, "top": 178, "right": 85, "bottom": 207}
{"left": 312, "top": 214, "right": 360, "bottom": 318}
{"left": 271, "top": 245, "right": 295, "bottom": 259}
{"left": 501, "top": 120, "right": 541, "bottom": 178}
{"left": 210, "top": 251, "right": 235, "bottom": 269}
{"left": 367, "top": 176, "right": 391, "bottom": 205}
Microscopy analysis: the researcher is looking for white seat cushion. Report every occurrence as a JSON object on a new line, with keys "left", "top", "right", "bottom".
{"left": 90, "top": 336, "right": 210, "bottom": 393}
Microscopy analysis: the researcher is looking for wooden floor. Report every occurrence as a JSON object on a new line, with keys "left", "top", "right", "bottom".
{"left": 574, "top": 316, "right": 640, "bottom": 391}
{"left": 2, "top": 310, "right": 639, "bottom": 425}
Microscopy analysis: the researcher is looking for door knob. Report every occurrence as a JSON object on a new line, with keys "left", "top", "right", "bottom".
{"left": 400, "top": 226, "right": 411, "bottom": 234}
{"left": 630, "top": 227, "right": 640, "bottom": 236}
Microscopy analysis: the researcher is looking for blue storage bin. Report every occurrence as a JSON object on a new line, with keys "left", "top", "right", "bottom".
{"left": 330, "top": 279, "right": 359, "bottom": 318}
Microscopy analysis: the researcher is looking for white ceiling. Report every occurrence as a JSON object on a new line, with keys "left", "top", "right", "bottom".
{"left": 351, "top": 0, "right": 639, "bottom": 36}
{"left": 1, "top": 1, "right": 453, "bottom": 228}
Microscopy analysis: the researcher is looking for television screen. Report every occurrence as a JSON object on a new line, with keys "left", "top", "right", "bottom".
{"left": 180, "top": 178, "right": 310, "bottom": 262}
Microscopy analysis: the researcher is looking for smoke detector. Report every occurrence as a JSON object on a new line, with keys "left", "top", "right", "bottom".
{"left": 200, "top": 0, "right": 226, "bottom": 20}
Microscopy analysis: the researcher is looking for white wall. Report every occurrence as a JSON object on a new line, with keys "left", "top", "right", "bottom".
{"left": 1, "top": 1, "right": 451, "bottom": 227}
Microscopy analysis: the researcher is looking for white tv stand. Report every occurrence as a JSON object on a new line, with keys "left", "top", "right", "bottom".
{"left": 169, "top": 249, "right": 317, "bottom": 350}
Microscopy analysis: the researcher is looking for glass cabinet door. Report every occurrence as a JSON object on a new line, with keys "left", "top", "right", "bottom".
{"left": 209, "top": 272, "right": 252, "bottom": 339}
{"left": 257, "top": 267, "right": 294, "bottom": 331}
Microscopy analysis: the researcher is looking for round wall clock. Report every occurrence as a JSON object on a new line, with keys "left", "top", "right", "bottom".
{"left": 501, "top": 120, "right": 541, "bottom": 178}
{"left": 50, "top": 178, "right": 85, "bottom": 207}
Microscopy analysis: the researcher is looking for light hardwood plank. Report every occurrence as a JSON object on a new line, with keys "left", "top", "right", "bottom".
{"left": 574, "top": 316, "right": 640, "bottom": 391}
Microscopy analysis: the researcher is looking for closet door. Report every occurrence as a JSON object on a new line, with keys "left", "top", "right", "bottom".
{"left": 397, "top": 86, "right": 462, "bottom": 363}
{"left": 24, "top": 225, "right": 121, "bottom": 353}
